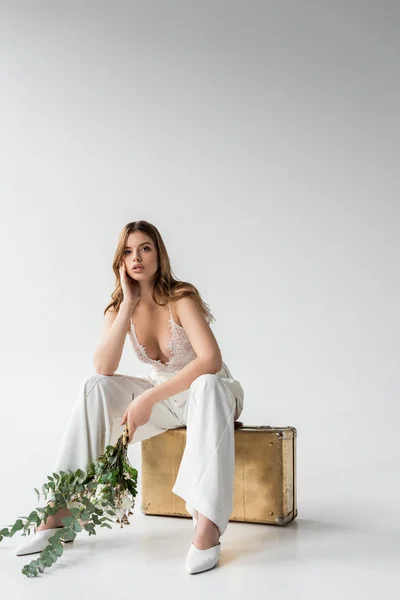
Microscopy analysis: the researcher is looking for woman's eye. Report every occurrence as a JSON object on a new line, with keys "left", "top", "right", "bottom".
{"left": 123, "top": 247, "right": 150, "bottom": 255}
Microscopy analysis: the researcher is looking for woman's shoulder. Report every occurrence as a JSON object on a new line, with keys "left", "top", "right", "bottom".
{"left": 171, "top": 286, "right": 213, "bottom": 324}
{"left": 171, "top": 282, "right": 196, "bottom": 297}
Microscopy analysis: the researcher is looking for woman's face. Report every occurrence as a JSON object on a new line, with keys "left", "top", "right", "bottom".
{"left": 123, "top": 232, "right": 159, "bottom": 280}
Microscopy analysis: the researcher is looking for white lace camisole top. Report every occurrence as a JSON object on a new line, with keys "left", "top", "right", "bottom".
{"left": 127, "top": 302, "right": 213, "bottom": 374}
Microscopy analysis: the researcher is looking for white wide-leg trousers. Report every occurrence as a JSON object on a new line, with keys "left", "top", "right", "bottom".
{"left": 51, "top": 361, "right": 244, "bottom": 537}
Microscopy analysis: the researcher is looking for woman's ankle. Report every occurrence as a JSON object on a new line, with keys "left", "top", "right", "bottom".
{"left": 36, "top": 504, "right": 72, "bottom": 531}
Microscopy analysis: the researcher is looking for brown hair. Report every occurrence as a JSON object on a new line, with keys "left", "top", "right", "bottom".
{"left": 104, "top": 220, "right": 215, "bottom": 324}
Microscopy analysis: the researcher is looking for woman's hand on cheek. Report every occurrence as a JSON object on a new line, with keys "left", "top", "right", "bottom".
{"left": 121, "top": 392, "right": 154, "bottom": 443}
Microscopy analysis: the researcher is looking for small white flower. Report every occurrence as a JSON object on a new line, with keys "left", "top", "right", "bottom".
{"left": 93, "top": 483, "right": 107, "bottom": 500}
{"left": 115, "top": 508, "right": 125, "bottom": 520}
{"left": 121, "top": 496, "right": 134, "bottom": 511}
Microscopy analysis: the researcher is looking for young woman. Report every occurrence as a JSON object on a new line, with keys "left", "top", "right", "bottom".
{"left": 15, "top": 220, "right": 244, "bottom": 574}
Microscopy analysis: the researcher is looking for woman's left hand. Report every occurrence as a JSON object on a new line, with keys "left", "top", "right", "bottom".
{"left": 121, "top": 391, "right": 154, "bottom": 443}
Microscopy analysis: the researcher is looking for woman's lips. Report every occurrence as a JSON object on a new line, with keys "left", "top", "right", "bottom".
{"left": 132, "top": 266, "right": 144, "bottom": 271}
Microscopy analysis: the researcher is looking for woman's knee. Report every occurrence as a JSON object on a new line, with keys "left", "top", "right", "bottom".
{"left": 189, "top": 373, "right": 236, "bottom": 413}
{"left": 77, "top": 373, "right": 114, "bottom": 407}
{"left": 81, "top": 373, "right": 109, "bottom": 391}
{"left": 189, "top": 373, "right": 221, "bottom": 395}
{"left": 191, "top": 372, "right": 219, "bottom": 385}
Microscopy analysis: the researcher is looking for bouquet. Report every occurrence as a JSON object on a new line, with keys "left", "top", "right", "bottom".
{"left": 0, "top": 423, "right": 137, "bottom": 578}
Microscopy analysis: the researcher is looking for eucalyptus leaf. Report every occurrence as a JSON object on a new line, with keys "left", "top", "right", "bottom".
{"left": 1, "top": 423, "right": 137, "bottom": 578}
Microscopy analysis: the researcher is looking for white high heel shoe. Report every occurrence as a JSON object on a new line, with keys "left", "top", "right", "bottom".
{"left": 185, "top": 518, "right": 221, "bottom": 574}
{"left": 14, "top": 526, "right": 74, "bottom": 556}
{"left": 185, "top": 541, "right": 221, "bottom": 574}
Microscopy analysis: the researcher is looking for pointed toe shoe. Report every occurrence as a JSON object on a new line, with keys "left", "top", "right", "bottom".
{"left": 14, "top": 526, "right": 73, "bottom": 556}
{"left": 185, "top": 541, "right": 221, "bottom": 574}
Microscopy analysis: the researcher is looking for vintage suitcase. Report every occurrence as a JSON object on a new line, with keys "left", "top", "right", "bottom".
{"left": 140, "top": 422, "right": 297, "bottom": 526}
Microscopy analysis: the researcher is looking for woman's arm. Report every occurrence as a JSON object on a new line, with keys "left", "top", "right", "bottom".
{"left": 93, "top": 300, "right": 136, "bottom": 375}
{"left": 144, "top": 295, "right": 222, "bottom": 406}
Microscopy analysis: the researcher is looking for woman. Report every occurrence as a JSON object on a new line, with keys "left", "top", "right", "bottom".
{"left": 15, "top": 220, "right": 244, "bottom": 574}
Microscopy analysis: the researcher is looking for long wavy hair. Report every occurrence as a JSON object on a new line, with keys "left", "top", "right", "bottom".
{"left": 104, "top": 220, "right": 215, "bottom": 324}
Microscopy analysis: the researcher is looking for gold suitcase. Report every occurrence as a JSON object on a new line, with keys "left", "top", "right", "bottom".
{"left": 140, "top": 422, "right": 297, "bottom": 526}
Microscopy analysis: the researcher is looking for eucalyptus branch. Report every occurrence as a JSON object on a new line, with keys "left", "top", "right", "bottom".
{"left": 0, "top": 424, "right": 138, "bottom": 577}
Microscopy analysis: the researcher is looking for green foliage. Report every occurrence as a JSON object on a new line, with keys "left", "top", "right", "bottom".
{"left": 1, "top": 425, "right": 138, "bottom": 578}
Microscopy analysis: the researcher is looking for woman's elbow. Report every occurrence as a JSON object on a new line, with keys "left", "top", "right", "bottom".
{"left": 93, "top": 359, "right": 118, "bottom": 376}
{"left": 206, "top": 353, "right": 223, "bottom": 373}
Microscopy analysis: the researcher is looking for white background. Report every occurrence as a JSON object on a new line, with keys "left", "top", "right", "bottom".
{"left": 0, "top": 1, "right": 398, "bottom": 596}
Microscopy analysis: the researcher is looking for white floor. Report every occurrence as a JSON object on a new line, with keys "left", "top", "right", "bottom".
{"left": 0, "top": 464, "right": 398, "bottom": 600}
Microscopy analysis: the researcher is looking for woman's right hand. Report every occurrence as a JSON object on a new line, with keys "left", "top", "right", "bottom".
{"left": 119, "top": 261, "right": 141, "bottom": 307}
